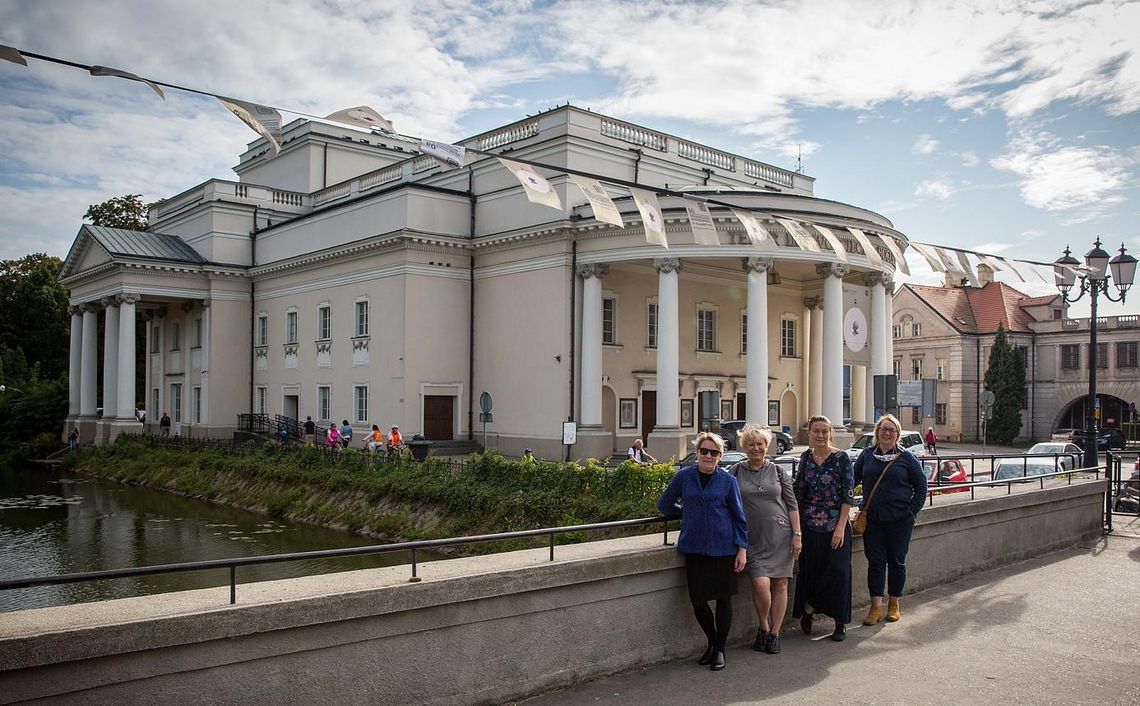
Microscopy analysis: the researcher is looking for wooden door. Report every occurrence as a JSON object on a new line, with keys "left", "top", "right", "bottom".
{"left": 641, "top": 390, "right": 656, "bottom": 444}
{"left": 423, "top": 395, "right": 454, "bottom": 440}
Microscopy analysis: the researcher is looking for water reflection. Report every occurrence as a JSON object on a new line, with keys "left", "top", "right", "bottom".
{"left": 0, "top": 465, "right": 440, "bottom": 612}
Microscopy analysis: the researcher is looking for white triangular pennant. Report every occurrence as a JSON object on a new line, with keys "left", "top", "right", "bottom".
{"left": 89, "top": 66, "right": 165, "bottom": 100}
{"left": 730, "top": 209, "right": 775, "bottom": 249}
{"left": 325, "top": 106, "right": 395, "bottom": 133}
{"left": 630, "top": 188, "right": 667, "bottom": 248}
{"left": 999, "top": 257, "right": 1027, "bottom": 282}
{"left": 810, "top": 224, "right": 849, "bottom": 262}
{"left": 877, "top": 234, "right": 910, "bottom": 275}
{"left": 1, "top": 44, "right": 28, "bottom": 66}
{"left": 847, "top": 227, "right": 884, "bottom": 268}
{"left": 684, "top": 198, "right": 720, "bottom": 245}
{"left": 909, "top": 243, "right": 946, "bottom": 273}
{"left": 978, "top": 254, "right": 1005, "bottom": 273}
{"left": 776, "top": 218, "right": 821, "bottom": 252}
{"left": 419, "top": 139, "right": 467, "bottom": 169}
{"left": 568, "top": 174, "right": 624, "bottom": 228}
{"left": 933, "top": 246, "right": 964, "bottom": 274}
{"left": 956, "top": 251, "right": 980, "bottom": 287}
{"left": 497, "top": 157, "right": 562, "bottom": 210}
{"left": 218, "top": 97, "right": 283, "bottom": 155}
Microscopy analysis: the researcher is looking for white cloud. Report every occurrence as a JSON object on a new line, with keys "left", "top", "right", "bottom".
{"left": 960, "top": 151, "right": 980, "bottom": 167}
{"left": 915, "top": 178, "right": 955, "bottom": 200}
{"left": 990, "top": 130, "right": 1130, "bottom": 213}
{"left": 912, "top": 135, "right": 940, "bottom": 155}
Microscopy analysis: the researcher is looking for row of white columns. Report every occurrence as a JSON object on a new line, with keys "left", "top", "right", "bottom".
{"left": 67, "top": 295, "right": 138, "bottom": 421}
{"left": 577, "top": 258, "right": 894, "bottom": 433}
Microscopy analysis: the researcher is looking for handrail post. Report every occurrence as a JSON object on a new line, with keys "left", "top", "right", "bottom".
{"left": 549, "top": 533, "right": 555, "bottom": 561}
{"left": 409, "top": 547, "right": 421, "bottom": 583}
{"left": 229, "top": 566, "right": 236, "bottom": 604}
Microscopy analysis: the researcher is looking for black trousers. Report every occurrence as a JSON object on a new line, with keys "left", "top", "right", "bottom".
{"left": 862, "top": 516, "right": 915, "bottom": 598}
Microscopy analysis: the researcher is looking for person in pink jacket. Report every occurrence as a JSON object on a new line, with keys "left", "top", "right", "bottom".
{"left": 326, "top": 424, "right": 341, "bottom": 448}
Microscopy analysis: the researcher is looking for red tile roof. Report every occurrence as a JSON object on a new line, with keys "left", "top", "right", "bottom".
{"left": 904, "top": 282, "right": 1055, "bottom": 334}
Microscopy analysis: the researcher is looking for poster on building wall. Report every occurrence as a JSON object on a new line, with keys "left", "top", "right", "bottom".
{"left": 842, "top": 282, "right": 871, "bottom": 366}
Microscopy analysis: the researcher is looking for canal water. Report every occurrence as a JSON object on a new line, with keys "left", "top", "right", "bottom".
{"left": 0, "top": 464, "right": 440, "bottom": 612}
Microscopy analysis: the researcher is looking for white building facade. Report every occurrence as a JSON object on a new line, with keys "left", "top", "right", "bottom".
{"left": 60, "top": 106, "right": 909, "bottom": 459}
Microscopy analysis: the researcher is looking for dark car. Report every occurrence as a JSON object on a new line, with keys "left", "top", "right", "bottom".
{"left": 713, "top": 420, "right": 793, "bottom": 454}
{"left": 1052, "top": 428, "right": 1127, "bottom": 451}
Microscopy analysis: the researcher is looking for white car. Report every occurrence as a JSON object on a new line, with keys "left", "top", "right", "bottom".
{"left": 846, "top": 430, "right": 926, "bottom": 462}
{"left": 992, "top": 442, "right": 1083, "bottom": 481}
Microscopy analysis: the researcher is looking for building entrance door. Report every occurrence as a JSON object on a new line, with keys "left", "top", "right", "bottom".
{"left": 283, "top": 395, "right": 299, "bottom": 421}
{"left": 641, "top": 390, "right": 656, "bottom": 443}
{"left": 423, "top": 395, "right": 454, "bottom": 440}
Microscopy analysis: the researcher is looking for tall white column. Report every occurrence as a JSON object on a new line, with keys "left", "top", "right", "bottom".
{"left": 868, "top": 273, "right": 888, "bottom": 420}
{"left": 68, "top": 306, "right": 83, "bottom": 417}
{"left": 884, "top": 277, "right": 895, "bottom": 373}
{"left": 744, "top": 257, "right": 772, "bottom": 425}
{"left": 807, "top": 297, "right": 822, "bottom": 416}
{"left": 116, "top": 295, "right": 137, "bottom": 420}
{"left": 655, "top": 258, "right": 681, "bottom": 428}
{"left": 819, "top": 263, "right": 848, "bottom": 427}
{"left": 102, "top": 298, "right": 120, "bottom": 421}
{"left": 200, "top": 299, "right": 210, "bottom": 425}
{"left": 79, "top": 304, "right": 99, "bottom": 417}
{"left": 577, "top": 264, "right": 607, "bottom": 427}
{"left": 851, "top": 365, "right": 867, "bottom": 425}
{"left": 144, "top": 313, "right": 153, "bottom": 423}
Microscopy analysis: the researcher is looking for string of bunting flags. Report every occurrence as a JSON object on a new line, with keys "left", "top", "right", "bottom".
{"left": 2, "top": 42, "right": 1075, "bottom": 287}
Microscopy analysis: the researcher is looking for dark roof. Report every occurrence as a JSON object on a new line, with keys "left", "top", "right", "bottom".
{"left": 81, "top": 225, "right": 205, "bottom": 264}
{"left": 905, "top": 281, "right": 1041, "bottom": 334}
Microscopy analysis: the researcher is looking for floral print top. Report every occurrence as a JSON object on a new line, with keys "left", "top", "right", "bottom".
{"left": 793, "top": 450, "right": 855, "bottom": 533}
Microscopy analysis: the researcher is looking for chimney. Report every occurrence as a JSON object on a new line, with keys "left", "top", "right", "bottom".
{"left": 977, "top": 262, "right": 994, "bottom": 286}
{"left": 944, "top": 271, "right": 963, "bottom": 288}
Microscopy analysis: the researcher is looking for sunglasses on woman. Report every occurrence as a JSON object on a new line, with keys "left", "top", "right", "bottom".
{"left": 698, "top": 447, "right": 721, "bottom": 457}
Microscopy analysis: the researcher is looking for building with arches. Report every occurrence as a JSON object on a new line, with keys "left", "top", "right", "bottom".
{"left": 58, "top": 106, "right": 909, "bottom": 458}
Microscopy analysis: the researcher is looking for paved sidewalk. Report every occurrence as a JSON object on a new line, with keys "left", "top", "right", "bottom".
{"left": 525, "top": 527, "right": 1140, "bottom": 705}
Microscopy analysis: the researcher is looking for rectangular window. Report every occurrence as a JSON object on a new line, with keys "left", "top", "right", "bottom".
{"left": 317, "top": 386, "right": 331, "bottom": 421}
{"left": 192, "top": 386, "right": 201, "bottom": 423}
{"left": 1117, "top": 341, "right": 1138, "bottom": 368}
{"left": 256, "top": 386, "right": 267, "bottom": 414}
{"left": 286, "top": 311, "right": 298, "bottom": 344}
{"left": 781, "top": 319, "right": 797, "bottom": 357}
{"left": 602, "top": 297, "right": 616, "bottom": 345}
{"left": 355, "top": 301, "right": 369, "bottom": 337}
{"left": 697, "top": 309, "right": 716, "bottom": 352}
{"left": 151, "top": 325, "right": 160, "bottom": 353}
{"left": 318, "top": 305, "right": 331, "bottom": 341}
{"left": 935, "top": 403, "right": 946, "bottom": 424}
{"left": 170, "top": 383, "right": 183, "bottom": 422}
{"left": 1052, "top": 309, "right": 1062, "bottom": 320}
{"left": 646, "top": 302, "right": 658, "bottom": 348}
{"left": 740, "top": 314, "right": 748, "bottom": 355}
{"left": 354, "top": 385, "right": 368, "bottom": 423}
{"left": 911, "top": 323, "right": 921, "bottom": 337}
{"left": 192, "top": 318, "right": 202, "bottom": 348}
{"left": 1061, "top": 344, "right": 1080, "bottom": 370}
{"left": 936, "top": 359, "right": 946, "bottom": 381}
{"left": 1096, "top": 342, "right": 1108, "bottom": 369}
{"left": 892, "top": 324, "right": 901, "bottom": 339}
{"left": 170, "top": 323, "right": 181, "bottom": 351}
{"left": 893, "top": 359, "right": 901, "bottom": 378}
{"left": 912, "top": 407, "right": 921, "bottom": 425}
{"left": 257, "top": 315, "right": 268, "bottom": 347}
{"left": 911, "top": 358, "right": 922, "bottom": 380}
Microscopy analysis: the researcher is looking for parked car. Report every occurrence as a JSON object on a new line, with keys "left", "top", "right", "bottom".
{"left": 1051, "top": 428, "right": 1127, "bottom": 451}
{"left": 711, "top": 420, "right": 793, "bottom": 454}
{"left": 1026, "top": 442, "right": 1083, "bottom": 469}
{"left": 992, "top": 445, "right": 1079, "bottom": 482}
{"left": 675, "top": 450, "right": 747, "bottom": 469}
{"left": 925, "top": 458, "right": 968, "bottom": 494}
{"left": 771, "top": 455, "right": 800, "bottom": 478}
{"left": 846, "top": 430, "right": 925, "bottom": 461}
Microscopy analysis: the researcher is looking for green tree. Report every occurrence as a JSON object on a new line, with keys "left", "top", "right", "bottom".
{"left": 0, "top": 253, "right": 70, "bottom": 379}
{"left": 84, "top": 193, "right": 149, "bottom": 230}
{"left": 983, "top": 325, "right": 1026, "bottom": 444}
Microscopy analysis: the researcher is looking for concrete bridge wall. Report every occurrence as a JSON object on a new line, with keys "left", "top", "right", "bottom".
{"left": 0, "top": 480, "right": 1105, "bottom": 705}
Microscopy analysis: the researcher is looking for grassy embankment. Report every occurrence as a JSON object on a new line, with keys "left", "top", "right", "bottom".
{"left": 66, "top": 436, "right": 677, "bottom": 552}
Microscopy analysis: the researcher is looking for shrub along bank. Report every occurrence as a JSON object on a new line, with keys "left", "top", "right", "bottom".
{"left": 65, "top": 436, "right": 677, "bottom": 550}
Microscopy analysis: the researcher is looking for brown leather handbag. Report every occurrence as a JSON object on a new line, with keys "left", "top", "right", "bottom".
{"left": 853, "top": 458, "right": 897, "bottom": 536}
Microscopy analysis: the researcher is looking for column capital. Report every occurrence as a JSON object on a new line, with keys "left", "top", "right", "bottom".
{"left": 117, "top": 293, "right": 141, "bottom": 305}
{"left": 804, "top": 296, "right": 822, "bottom": 310}
{"left": 653, "top": 257, "right": 682, "bottom": 274}
{"left": 816, "top": 262, "right": 850, "bottom": 279}
{"left": 575, "top": 263, "right": 610, "bottom": 279}
{"left": 101, "top": 296, "right": 120, "bottom": 308}
{"left": 68, "top": 305, "right": 84, "bottom": 316}
{"left": 81, "top": 302, "right": 101, "bottom": 314}
{"left": 864, "top": 272, "right": 884, "bottom": 287}
{"left": 181, "top": 300, "right": 195, "bottom": 314}
{"left": 742, "top": 256, "right": 775, "bottom": 274}
{"left": 200, "top": 297, "right": 211, "bottom": 309}
{"left": 883, "top": 275, "right": 895, "bottom": 291}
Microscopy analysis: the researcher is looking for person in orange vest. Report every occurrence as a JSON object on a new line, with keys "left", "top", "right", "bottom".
{"left": 387, "top": 425, "right": 402, "bottom": 457}
{"left": 366, "top": 424, "right": 386, "bottom": 452}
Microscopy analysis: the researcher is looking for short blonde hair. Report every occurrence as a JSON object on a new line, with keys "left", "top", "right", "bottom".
{"left": 873, "top": 414, "right": 903, "bottom": 448}
{"left": 738, "top": 424, "right": 772, "bottom": 449}
{"left": 694, "top": 431, "right": 726, "bottom": 455}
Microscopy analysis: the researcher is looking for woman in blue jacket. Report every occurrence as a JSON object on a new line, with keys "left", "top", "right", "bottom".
{"left": 657, "top": 431, "right": 748, "bottom": 671}
{"left": 853, "top": 414, "right": 927, "bottom": 626}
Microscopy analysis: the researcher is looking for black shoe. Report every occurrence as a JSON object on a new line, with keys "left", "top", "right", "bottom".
{"left": 800, "top": 612, "right": 813, "bottom": 635}
{"left": 710, "top": 650, "right": 726, "bottom": 671}
{"left": 752, "top": 628, "right": 769, "bottom": 651}
{"left": 765, "top": 633, "right": 781, "bottom": 654}
{"left": 698, "top": 643, "right": 716, "bottom": 665}
{"left": 831, "top": 623, "right": 846, "bottom": 642}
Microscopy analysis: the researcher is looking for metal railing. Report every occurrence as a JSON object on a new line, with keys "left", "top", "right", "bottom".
{"left": 0, "top": 517, "right": 674, "bottom": 606}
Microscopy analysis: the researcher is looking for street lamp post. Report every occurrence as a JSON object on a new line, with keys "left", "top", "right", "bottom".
{"left": 1054, "top": 239, "right": 1137, "bottom": 470}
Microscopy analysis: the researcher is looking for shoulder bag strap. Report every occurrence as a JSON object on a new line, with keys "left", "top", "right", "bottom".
{"left": 862, "top": 457, "right": 898, "bottom": 513}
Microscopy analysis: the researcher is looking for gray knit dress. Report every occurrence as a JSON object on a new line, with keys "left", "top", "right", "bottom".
{"left": 730, "top": 460, "right": 798, "bottom": 578}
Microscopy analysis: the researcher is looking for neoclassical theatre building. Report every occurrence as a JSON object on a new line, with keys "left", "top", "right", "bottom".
{"left": 59, "top": 106, "right": 907, "bottom": 459}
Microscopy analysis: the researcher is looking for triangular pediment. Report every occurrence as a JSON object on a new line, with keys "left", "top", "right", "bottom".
{"left": 59, "top": 225, "right": 112, "bottom": 280}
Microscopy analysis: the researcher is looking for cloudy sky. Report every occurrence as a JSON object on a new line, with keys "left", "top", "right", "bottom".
{"left": 1, "top": 0, "right": 1137, "bottom": 314}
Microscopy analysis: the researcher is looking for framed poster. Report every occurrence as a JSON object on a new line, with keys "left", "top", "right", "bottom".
{"left": 720, "top": 399, "right": 734, "bottom": 421}
{"left": 768, "top": 400, "right": 780, "bottom": 426}
{"left": 680, "top": 399, "right": 694, "bottom": 428}
{"left": 619, "top": 398, "right": 637, "bottom": 429}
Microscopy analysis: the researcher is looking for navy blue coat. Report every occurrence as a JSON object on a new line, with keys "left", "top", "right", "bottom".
{"left": 853, "top": 447, "right": 928, "bottom": 521}
{"left": 657, "top": 465, "right": 749, "bottom": 557}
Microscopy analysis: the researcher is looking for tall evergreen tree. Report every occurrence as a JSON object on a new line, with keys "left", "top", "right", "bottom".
{"left": 983, "top": 325, "right": 1026, "bottom": 444}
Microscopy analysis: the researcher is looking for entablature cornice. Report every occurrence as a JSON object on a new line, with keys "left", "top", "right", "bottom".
{"left": 250, "top": 230, "right": 472, "bottom": 278}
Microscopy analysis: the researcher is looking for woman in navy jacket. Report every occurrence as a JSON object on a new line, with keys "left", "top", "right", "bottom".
{"left": 657, "top": 431, "right": 748, "bottom": 671}
{"left": 853, "top": 414, "right": 927, "bottom": 626}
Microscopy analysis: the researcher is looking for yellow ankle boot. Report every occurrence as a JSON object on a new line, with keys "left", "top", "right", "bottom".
{"left": 863, "top": 604, "right": 884, "bottom": 626}
{"left": 886, "top": 598, "right": 901, "bottom": 622}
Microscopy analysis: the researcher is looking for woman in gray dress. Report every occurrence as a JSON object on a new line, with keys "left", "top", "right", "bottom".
{"left": 730, "top": 424, "right": 801, "bottom": 654}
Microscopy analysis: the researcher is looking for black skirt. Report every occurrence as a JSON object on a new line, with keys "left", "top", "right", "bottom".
{"left": 684, "top": 553, "right": 738, "bottom": 603}
{"left": 792, "top": 525, "right": 852, "bottom": 624}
